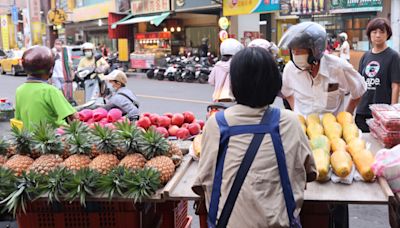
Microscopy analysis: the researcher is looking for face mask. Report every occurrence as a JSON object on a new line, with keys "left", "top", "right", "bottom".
{"left": 84, "top": 51, "right": 93, "bottom": 58}
{"left": 292, "top": 54, "right": 310, "bottom": 70}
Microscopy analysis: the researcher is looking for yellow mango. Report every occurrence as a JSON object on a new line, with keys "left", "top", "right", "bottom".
{"left": 310, "top": 135, "right": 331, "bottom": 154}
{"left": 343, "top": 123, "right": 360, "bottom": 143}
{"left": 351, "top": 149, "right": 375, "bottom": 182}
{"left": 306, "top": 123, "right": 324, "bottom": 139}
{"left": 306, "top": 113, "right": 320, "bottom": 126}
{"left": 298, "top": 115, "right": 306, "bottom": 125}
{"left": 330, "top": 137, "right": 347, "bottom": 153}
{"left": 312, "top": 148, "right": 330, "bottom": 182}
{"left": 193, "top": 134, "right": 202, "bottom": 157}
{"left": 347, "top": 138, "right": 366, "bottom": 157}
{"left": 322, "top": 113, "right": 336, "bottom": 126}
{"left": 337, "top": 111, "right": 354, "bottom": 126}
{"left": 324, "top": 122, "right": 342, "bottom": 140}
{"left": 331, "top": 150, "right": 353, "bottom": 178}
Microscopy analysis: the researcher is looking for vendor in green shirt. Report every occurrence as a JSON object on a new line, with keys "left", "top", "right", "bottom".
{"left": 15, "top": 46, "right": 77, "bottom": 130}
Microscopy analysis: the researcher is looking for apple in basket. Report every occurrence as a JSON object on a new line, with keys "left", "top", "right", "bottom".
{"left": 176, "top": 128, "right": 190, "bottom": 140}
{"left": 171, "top": 113, "right": 185, "bottom": 126}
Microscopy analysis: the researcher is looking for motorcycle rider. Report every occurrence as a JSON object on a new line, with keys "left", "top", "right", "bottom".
{"left": 339, "top": 32, "right": 350, "bottom": 62}
{"left": 278, "top": 22, "right": 367, "bottom": 228}
{"left": 102, "top": 70, "right": 140, "bottom": 120}
{"left": 208, "top": 38, "right": 244, "bottom": 102}
{"left": 78, "top": 42, "right": 109, "bottom": 74}
{"left": 14, "top": 46, "right": 77, "bottom": 130}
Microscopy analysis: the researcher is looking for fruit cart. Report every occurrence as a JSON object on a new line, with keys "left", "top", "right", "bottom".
{"left": 161, "top": 134, "right": 397, "bottom": 228}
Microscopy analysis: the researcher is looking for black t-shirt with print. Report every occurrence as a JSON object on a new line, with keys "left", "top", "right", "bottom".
{"left": 356, "top": 47, "right": 400, "bottom": 115}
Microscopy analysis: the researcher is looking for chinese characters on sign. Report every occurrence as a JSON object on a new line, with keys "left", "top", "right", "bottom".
{"left": 131, "top": 0, "right": 170, "bottom": 15}
{"left": 30, "top": 0, "right": 41, "bottom": 22}
{"left": 330, "top": 0, "right": 382, "bottom": 13}
{"left": 280, "top": 0, "right": 326, "bottom": 16}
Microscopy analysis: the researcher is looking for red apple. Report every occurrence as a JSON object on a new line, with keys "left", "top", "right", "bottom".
{"left": 196, "top": 120, "right": 205, "bottom": 129}
{"left": 168, "top": 125, "right": 180, "bottom": 136}
{"left": 188, "top": 123, "right": 201, "bottom": 135}
{"left": 158, "top": 116, "right": 171, "bottom": 128}
{"left": 156, "top": 127, "right": 169, "bottom": 138}
{"left": 136, "top": 117, "right": 151, "bottom": 129}
{"left": 183, "top": 111, "right": 195, "bottom": 123}
{"left": 141, "top": 112, "right": 151, "bottom": 118}
{"left": 149, "top": 114, "right": 160, "bottom": 126}
{"left": 181, "top": 123, "right": 189, "bottom": 129}
{"left": 176, "top": 128, "right": 191, "bottom": 140}
{"left": 171, "top": 113, "right": 185, "bottom": 126}
{"left": 163, "top": 112, "right": 173, "bottom": 119}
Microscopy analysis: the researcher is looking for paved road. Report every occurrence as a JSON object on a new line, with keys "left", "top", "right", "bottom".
{"left": 0, "top": 73, "right": 390, "bottom": 228}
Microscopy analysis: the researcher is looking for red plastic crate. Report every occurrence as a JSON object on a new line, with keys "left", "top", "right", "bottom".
{"left": 17, "top": 200, "right": 156, "bottom": 228}
{"left": 157, "top": 200, "right": 188, "bottom": 228}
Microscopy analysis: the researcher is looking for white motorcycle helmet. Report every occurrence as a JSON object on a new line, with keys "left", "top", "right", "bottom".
{"left": 82, "top": 42, "right": 95, "bottom": 51}
{"left": 339, "top": 32, "right": 348, "bottom": 41}
{"left": 220, "top": 38, "right": 244, "bottom": 56}
{"left": 248, "top": 39, "right": 279, "bottom": 58}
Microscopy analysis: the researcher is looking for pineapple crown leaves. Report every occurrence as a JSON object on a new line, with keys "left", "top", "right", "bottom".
{"left": 0, "top": 167, "right": 17, "bottom": 201}
{"left": 64, "top": 168, "right": 99, "bottom": 207}
{"left": 138, "top": 129, "right": 170, "bottom": 159}
{"left": 114, "top": 120, "right": 142, "bottom": 154}
{"left": 64, "top": 121, "right": 90, "bottom": 139}
{"left": 124, "top": 167, "right": 160, "bottom": 203}
{"left": 96, "top": 166, "right": 131, "bottom": 201}
{"left": 46, "top": 168, "right": 73, "bottom": 204}
{"left": 10, "top": 125, "right": 33, "bottom": 155}
{"left": 67, "top": 132, "right": 93, "bottom": 155}
{"left": 31, "top": 121, "right": 64, "bottom": 155}
{"left": 0, "top": 137, "right": 9, "bottom": 155}
{"left": 0, "top": 171, "right": 47, "bottom": 216}
{"left": 92, "top": 124, "right": 121, "bottom": 154}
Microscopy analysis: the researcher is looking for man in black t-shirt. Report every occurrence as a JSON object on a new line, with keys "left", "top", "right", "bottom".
{"left": 356, "top": 18, "right": 400, "bottom": 132}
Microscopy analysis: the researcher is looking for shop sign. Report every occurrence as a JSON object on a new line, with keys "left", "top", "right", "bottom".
{"left": 11, "top": 6, "right": 18, "bottom": 25}
{"left": 1, "top": 16, "right": 9, "bottom": 50}
{"left": 219, "top": 30, "right": 229, "bottom": 42}
{"left": 174, "top": 0, "right": 218, "bottom": 10}
{"left": 280, "top": 0, "right": 326, "bottom": 16}
{"left": 131, "top": 0, "right": 170, "bottom": 15}
{"left": 72, "top": 1, "right": 116, "bottom": 22}
{"left": 223, "top": 0, "right": 280, "bottom": 16}
{"left": 218, "top": 17, "right": 230, "bottom": 30}
{"left": 135, "top": 32, "right": 171, "bottom": 40}
{"left": 330, "top": 0, "right": 382, "bottom": 13}
{"left": 30, "top": 0, "right": 41, "bottom": 22}
{"left": 47, "top": 9, "right": 67, "bottom": 25}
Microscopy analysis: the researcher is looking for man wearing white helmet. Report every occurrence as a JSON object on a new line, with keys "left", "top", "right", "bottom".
{"left": 208, "top": 38, "right": 244, "bottom": 102}
{"left": 339, "top": 32, "right": 350, "bottom": 61}
{"left": 78, "top": 42, "right": 109, "bottom": 72}
{"left": 248, "top": 38, "right": 279, "bottom": 59}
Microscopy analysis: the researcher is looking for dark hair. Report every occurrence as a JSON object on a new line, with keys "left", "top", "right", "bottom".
{"left": 366, "top": 17, "right": 392, "bottom": 40}
{"left": 221, "top": 55, "right": 232, "bottom": 62}
{"left": 22, "top": 46, "right": 55, "bottom": 76}
{"left": 230, "top": 47, "right": 282, "bottom": 108}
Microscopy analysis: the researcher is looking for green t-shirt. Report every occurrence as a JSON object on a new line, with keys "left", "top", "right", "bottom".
{"left": 15, "top": 82, "right": 76, "bottom": 130}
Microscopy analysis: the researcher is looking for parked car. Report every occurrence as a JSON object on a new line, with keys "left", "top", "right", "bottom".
{"left": 65, "top": 45, "right": 83, "bottom": 71}
{"left": 0, "top": 50, "right": 25, "bottom": 76}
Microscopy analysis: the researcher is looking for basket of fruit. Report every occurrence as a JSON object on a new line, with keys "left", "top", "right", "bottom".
{"left": 0, "top": 119, "right": 186, "bottom": 227}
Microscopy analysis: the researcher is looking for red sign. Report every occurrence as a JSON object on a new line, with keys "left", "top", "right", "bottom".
{"left": 131, "top": 0, "right": 170, "bottom": 15}
{"left": 135, "top": 32, "right": 171, "bottom": 40}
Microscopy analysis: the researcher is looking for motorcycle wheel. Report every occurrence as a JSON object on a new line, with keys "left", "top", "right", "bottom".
{"left": 184, "top": 73, "right": 195, "bottom": 83}
{"left": 146, "top": 69, "right": 155, "bottom": 79}
{"left": 156, "top": 72, "right": 165, "bottom": 80}
{"left": 198, "top": 73, "right": 208, "bottom": 84}
{"left": 167, "top": 73, "right": 175, "bottom": 81}
{"left": 174, "top": 73, "right": 183, "bottom": 82}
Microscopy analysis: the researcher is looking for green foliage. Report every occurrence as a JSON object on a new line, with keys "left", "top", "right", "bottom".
{"left": 0, "top": 167, "right": 17, "bottom": 201}
{"left": 138, "top": 129, "right": 169, "bottom": 159}
{"left": 124, "top": 167, "right": 160, "bottom": 203}
{"left": 10, "top": 125, "right": 33, "bottom": 155}
{"left": 96, "top": 166, "right": 130, "bottom": 200}
{"left": 64, "top": 168, "right": 99, "bottom": 207}
{"left": 31, "top": 121, "right": 64, "bottom": 155}
{"left": 46, "top": 168, "right": 73, "bottom": 204}
{"left": 91, "top": 124, "right": 120, "bottom": 154}
{"left": 0, "top": 137, "right": 9, "bottom": 156}
{"left": 114, "top": 120, "right": 142, "bottom": 154}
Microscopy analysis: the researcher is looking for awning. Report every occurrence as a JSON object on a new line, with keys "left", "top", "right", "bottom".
{"left": 111, "top": 12, "right": 170, "bottom": 29}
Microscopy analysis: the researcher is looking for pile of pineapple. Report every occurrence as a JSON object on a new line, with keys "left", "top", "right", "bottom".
{"left": 0, "top": 120, "right": 183, "bottom": 215}
{"left": 299, "top": 112, "right": 375, "bottom": 183}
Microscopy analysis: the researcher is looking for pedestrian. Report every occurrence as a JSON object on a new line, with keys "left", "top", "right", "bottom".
{"left": 355, "top": 17, "right": 400, "bottom": 132}
{"left": 208, "top": 38, "right": 244, "bottom": 102}
{"left": 199, "top": 37, "right": 209, "bottom": 57}
{"left": 51, "top": 39, "right": 65, "bottom": 90}
{"left": 339, "top": 32, "right": 350, "bottom": 62}
{"left": 14, "top": 46, "right": 77, "bottom": 130}
{"left": 102, "top": 70, "right": 140, "bottom": 121}
{"left": 278, "top": 22, "right": 367, "bottom": 117}
{"left": 192, "top": 47, "right": 317, "bottom": 227}
{"left": 278, "top": 22, "right": 367, "bottom": 228}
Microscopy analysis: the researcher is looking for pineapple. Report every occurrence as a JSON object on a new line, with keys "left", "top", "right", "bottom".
{"left": 166, "top": 141, "right": 183, "bottom": 167}
{"left": 62, "top": 121, "right": 92, "bottom": 159}
{"left": 28, "top": 121, "right": 64, "bottom": 175}
{"left": 124, "top": 167, "right": 161, "bottom": 203}
{"left": 64, "top": 168, "right": 99, "bottom": 207}
{"left": 89, "top": 124, "right": 120, "bottom": 174}
{"left": 145, "top": 156, "right": 175, "bottom": 184}
{"left": 138, "top": 129, "right": 170, "bottom": 160}
{"left": 62, "top": 126, "right": 93, "bottom": 172}
{"left": 0, "top": 167, "right": 17, "bottom": 201}
{"left": 4, "top": 126, "right": 34, "bottom": 175}
{"left": 0, "top": 138, "right": 9, "bottom": 165}
{"left": 119, "top": 153, "right": 146, "bottom": 170}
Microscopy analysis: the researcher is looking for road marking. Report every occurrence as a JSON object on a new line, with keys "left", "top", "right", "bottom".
{"left": 137, "top": 94, "right": 210, "bottom": 104}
